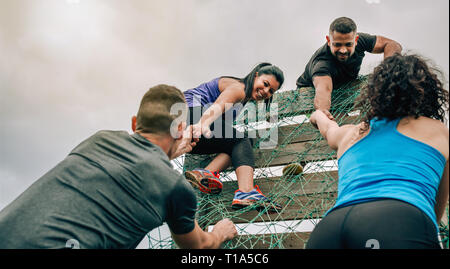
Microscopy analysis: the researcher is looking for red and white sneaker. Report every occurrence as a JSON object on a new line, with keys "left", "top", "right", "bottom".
{"left": 185, "top": 168, "right": 223, "bottom": 194}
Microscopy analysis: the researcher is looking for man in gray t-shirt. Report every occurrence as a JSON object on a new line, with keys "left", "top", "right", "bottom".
{"left": 0, "top": 85, "right": 237, "bottom": 249}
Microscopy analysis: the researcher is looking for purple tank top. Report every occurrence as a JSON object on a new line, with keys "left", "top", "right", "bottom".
{"left": 184, "top": 78, "right": 221, "bottom": 107}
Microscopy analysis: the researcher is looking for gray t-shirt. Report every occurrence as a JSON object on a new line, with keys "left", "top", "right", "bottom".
{"left": 0, "top": 131, "right": 197, "bottom": 249}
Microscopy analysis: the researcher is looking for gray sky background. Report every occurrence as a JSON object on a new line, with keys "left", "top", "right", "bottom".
{"left": 0, "top": 0, "right": 449, "bottom": 211}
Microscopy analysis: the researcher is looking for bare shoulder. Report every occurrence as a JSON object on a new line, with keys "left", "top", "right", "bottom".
{"left": 399, "top": 116, "right": 449, "bottom": 159}
{"left": 218, "top": 77, "right": 244, "bottom": 93}
{"left": 402, "top": 116, "right": 448, "bottom": 137}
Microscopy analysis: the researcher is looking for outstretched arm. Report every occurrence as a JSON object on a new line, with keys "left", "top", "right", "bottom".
{"left": 312, "top": 75, "right": 335, "bottom": 121}
{"left": 310, "top": 110, "right": 355, "bottom": 152}
{"left": 193, "top": 84, "right": 245, "bottom": 138}
{"left": 371, "top": 35, "right": 402, "bottom": 59}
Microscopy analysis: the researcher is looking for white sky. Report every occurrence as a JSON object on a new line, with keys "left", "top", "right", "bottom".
{"left": 1, "top": 0, "right": 449, "bottom": 212}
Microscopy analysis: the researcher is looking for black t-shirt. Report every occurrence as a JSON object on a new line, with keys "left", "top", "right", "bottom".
{"left": 296, "top": 32, "right": 377, "bottom": 89}
{"left": 0, "top": 130, "right": 197, "bottom": 249}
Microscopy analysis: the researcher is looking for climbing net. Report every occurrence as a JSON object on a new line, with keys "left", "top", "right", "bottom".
{"left": 146, "top": 75, "right": 449, "bottom": 249}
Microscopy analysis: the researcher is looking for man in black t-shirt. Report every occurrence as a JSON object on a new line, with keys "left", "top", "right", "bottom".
{"left": 0, "top": 85, "right": 237, "bottom": 249}
{"left": 296, "top": 17, "right": 402, "bottom": 120}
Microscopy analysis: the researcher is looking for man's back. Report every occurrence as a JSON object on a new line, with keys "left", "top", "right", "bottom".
{"left": 0, "top": 130, "right": 196, "bottom": 249}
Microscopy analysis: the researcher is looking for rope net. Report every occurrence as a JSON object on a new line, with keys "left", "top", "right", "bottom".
{"left": 146, "top": 75, "right": 449, "bottom": 249}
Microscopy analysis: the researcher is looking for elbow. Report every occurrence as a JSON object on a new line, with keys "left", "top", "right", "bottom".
{"left": 324, "top": 136, "right": 338, "bottom": 151}
{"left": 393, "top": 41, "right": 403, "bottom": 54}
{"left": 385, "top": 41, "right": 403, "bottom": 58}
{"left": 324, "top": 126, "right": 339, "bottom": 151}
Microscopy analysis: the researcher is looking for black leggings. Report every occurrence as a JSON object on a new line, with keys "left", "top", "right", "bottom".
{"left": 306, "top": 199, "right": 441, "bottom": 249}
{"left": 187, "top": 106, "right": 255, "bottom": 169}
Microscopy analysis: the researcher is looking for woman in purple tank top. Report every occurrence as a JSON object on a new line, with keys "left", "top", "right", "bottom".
{"left": 183, "top": 63, "right": 285, "bottom": 212}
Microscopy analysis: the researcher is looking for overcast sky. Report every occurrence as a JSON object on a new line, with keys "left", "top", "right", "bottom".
{"left": 0, "top": 0, "right": 449, "bottom": 211}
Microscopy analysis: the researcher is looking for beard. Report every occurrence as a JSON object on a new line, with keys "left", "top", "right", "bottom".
{"left": 334, "top": 52, "right": 351, "bottom": 62}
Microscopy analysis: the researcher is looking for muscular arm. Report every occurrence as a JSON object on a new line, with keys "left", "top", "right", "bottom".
{"left": 312, "top": 75, "right": 335, "bottom": 120}
{"left": 171, "top": 219, "right": 237, "bottom": 249}
{"left": 371, "top": 35, "right": 402, "bottom": 59}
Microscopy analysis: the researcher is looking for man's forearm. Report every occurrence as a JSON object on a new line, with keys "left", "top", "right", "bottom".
{"left": 314, "top": 87, "right": 332, "bottom": 111}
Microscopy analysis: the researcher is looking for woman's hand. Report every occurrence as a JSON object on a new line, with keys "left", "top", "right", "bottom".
{"left": 310, "top": 109, "right": 333, "bottom": 129}
{"left": 192, "top": 122, "right": 212, "bottom": 139}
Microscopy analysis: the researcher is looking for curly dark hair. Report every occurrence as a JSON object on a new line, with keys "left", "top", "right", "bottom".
{"left": 360, "top": 53, "right": 449, "bottom": 128}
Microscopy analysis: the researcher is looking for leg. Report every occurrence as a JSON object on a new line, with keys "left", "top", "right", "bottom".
{"left": 230, "top": 138, "right": 281, "bottom": 212}
{"left": 205, "top": 153, "right": 231, "bottom": 173}
{"left": 235, "top": 165, "right": 254, "bottom": 193}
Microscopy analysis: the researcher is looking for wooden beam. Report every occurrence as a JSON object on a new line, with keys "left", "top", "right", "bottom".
{"left": 226, "top": 232, "right": 311, "bottom": 249}
{"left": 183, "top": 138, "right": 336, "bottom": 171}
{"left": 254, "top": 139, "right": 336, "bottom": 168}
{"left": 196, "top": 171, "right": 338, "bottom": 225}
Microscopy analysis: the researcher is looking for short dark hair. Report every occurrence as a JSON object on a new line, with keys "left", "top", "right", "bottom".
{"left": 136, "top": 84, "right": 186, "bottom": 134}
{"left": 329, "top": 17, "right": 357, "bottom": 34}
{"left": 361, "top": 53, "right": 448, "bottom": 125}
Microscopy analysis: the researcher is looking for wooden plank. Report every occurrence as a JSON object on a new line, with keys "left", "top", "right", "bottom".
{"left": 251, "top": 171, "right": 339, "bottom": 195}
{"left": 196, "top": 171, "right": 338, "bottom": 225}
{"left": 253, "top": 114, "right": 361, "bottom": 145}
{"left": 197, "top": 191, "right": 337, "bottom": 225}
{"left": 254, "top": 139, "right": 336, "bottom": 168}
{"left": 226, "top": 232, "right": 311, "bottom": 249}
{"left": 183, "top": 138, "right": 336, "bottom": 171}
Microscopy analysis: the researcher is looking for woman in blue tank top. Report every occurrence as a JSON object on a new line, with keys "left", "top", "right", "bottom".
{"left": 307, "top": 54, "right": 449, "bottom": 249}
{"left": 183, "top": 63, "right": 285, "bottom": 212}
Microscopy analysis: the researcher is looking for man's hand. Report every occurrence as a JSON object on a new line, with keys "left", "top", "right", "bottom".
{"left": 172, "top": 218, "right": 237, "bottom": 249}
{"left": 171, "top": 125, "right": 199, "bottom": 159}
{"left": 211, "top": 218, "right": 237, "bottom": 243}
{"left": 320, "top": 109, "right": 334, "bottom": 121}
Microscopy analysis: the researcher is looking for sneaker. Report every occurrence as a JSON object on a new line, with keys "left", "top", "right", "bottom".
{"left": 231, "top": 185, "right": 282, "bottom": 212}
{"left": 185, "top": 168, "right": 223, "bottom": 194}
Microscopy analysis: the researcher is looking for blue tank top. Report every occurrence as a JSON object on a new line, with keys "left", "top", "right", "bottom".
{"left": 184, "top": 78, "right": 221, "bottom": 107}
{"left": 326, "top": 117, "right": 446, "bottom": 232}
